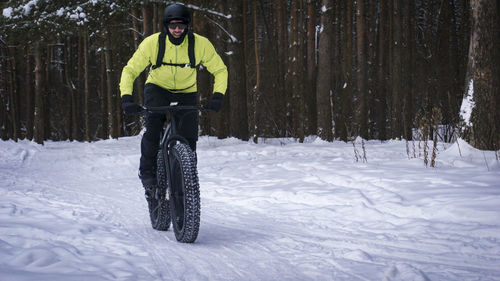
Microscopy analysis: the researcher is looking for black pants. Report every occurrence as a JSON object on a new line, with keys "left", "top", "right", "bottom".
{"left": 140, "top": 83, "right": 198, "bottom": 176}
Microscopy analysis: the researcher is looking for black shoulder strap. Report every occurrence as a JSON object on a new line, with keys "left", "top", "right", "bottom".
{"left": 152, "top": 32, "right": 167, "bottom": 70}
{"left": 187, "top": 31, "right": 196, "bottom": 68}
{"left": 152, "top": 31, "right": 195, "bottom": 69}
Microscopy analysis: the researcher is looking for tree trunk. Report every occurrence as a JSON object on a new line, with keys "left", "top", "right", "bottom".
{"left": 104, "top": 32, "right": 117, "bottom": 138}
{"left": 153, "top": 3, "right": 159, "bottom": 33}
{"left": 131, "top": 8, "right": 142, "bottom": 49}
{"left": 273, "top": 0, "right": 288, "bottom": 137}
{"left": 63, "top": 37, "right": 75, "bottom": 141}
{"left": 142, "top": 6, "right": 152, "bottom": 37}
{"left": 376, "top": 1, "right": 388, "bottom": 140}
{"left": 44, "top": 44, "right": 51, "bottom": 140}
{"left": 461, "top": 0, "right": 500, "bottom": 149}
{"left": 290, "top": 0, "right": 304, "bottom": 141}
{"left": 75, "top": 35, "right": 83, "bottom": 140}
{"left": 33, "top": 45, "right": 44, "bottom": 144}
{"left": 339, "top": 0, "right": 354, "bottom": 141}
{"left": 251, "top": 1, "right": 260, "bottom": 143}
{"left": 401, "top": 1, "right": 412, "bottom": 141}
{"left": 7, "top": 47, "right": 18, "bottom": 140}
{"left": 356, "top": 0, "right": 367, "bottom": 138}
{"left": 305, "top": 0, "right": 317, "bottom": 135}
{"left": 100, "top": 52, "right": 108, "bottom": 138}
{"left": 131, "top": 8, "right": 144, "bottom": 107}
{"left": 316, "top": 0, "right": 333, "bottom": 141}
{"left": 366, "top": 0, "right": 377, "bottom": 139}
{"left": 25, "top": 47, "right": 34, "bottom": 140}
{"left": 391, "top": 0, "right": 402, "bottom": 139}
{"left": 84, "top": 30, "right": 90, "bottom": 141}
{"left": 0, "top": 46, "right": 6, "bottom": 140}
{"left": 228, "top": 0, "right": 249, "bottom": 140}
{"left": 214, "top": 1, "right": 230, "bottom": 139}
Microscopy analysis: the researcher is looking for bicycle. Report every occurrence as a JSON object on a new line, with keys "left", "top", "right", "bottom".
{"left": 143, "top": 103, "right": 211, "bottom": 243}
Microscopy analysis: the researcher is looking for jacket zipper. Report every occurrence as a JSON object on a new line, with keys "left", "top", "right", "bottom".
{"left": 173, "top": 48, "right": 178, "bottom": 89}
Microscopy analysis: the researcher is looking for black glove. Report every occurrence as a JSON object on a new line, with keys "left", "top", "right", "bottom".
{"left": 204, "top": 92, "right": 224, "bottom": 112}
{"left": 121, "top": 95, "right": 144, "bottom": 115}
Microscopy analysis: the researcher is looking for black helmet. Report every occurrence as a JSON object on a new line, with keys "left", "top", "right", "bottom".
{"left": 163, "top": 4, "right": 191, "bottom": 27}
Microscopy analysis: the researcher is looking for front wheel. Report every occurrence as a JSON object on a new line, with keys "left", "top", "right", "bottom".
{"left": 148, "top": 150, "right": 171, "bottom": 231}
{"left": 169, "top": 143, "right": 200, "bottom": 243}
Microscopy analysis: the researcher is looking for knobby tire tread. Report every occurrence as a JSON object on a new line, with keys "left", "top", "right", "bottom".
{"left": 170, "top": 143, "right": 200, "bottom": 243}
{"left": 148, "top": 150, "right": 171, "bottom": 231}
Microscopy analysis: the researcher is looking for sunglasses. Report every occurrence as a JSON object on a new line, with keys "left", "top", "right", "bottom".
{"left": 168, "top": 23, "right": 187, "bottom": 30}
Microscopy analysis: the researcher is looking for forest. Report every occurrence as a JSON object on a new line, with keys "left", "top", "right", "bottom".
{"left": 1, "top": 0, "right": 499, "bottom": 150}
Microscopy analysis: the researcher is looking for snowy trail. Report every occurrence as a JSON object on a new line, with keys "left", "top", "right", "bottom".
{"left": 1, "top": 136, "right": 499, "bottom": 280}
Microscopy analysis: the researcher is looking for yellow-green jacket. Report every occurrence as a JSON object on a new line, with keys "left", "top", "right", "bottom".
{"left": 119, "top": 32, "right": 228, "bottom": 96}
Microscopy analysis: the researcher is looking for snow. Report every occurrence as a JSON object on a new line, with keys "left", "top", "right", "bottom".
{"left": 22, "top": 0, "right": 38, "bottom": 16}
{"left": 2, "top": 7, "right": 13, "bottom": 18}
{"left": 460, "top": 79, "right": 475, "bottom": 126}
{"left": 1, "top": 136, "right": 499, "bottom": 280}
{"left": 56, "top": 8, "right": 65, "bottom": 17}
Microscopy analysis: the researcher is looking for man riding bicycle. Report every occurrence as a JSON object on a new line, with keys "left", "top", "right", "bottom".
{"left": 119, "top": 3, "right": 228, "bottom": 199}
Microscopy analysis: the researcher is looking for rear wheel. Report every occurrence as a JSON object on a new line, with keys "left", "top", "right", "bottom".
{"left": 169, "top": 143, "right": 200, "bottom": 243}
{"left": 148, "top": 150, "right": 171, "bottom": 231}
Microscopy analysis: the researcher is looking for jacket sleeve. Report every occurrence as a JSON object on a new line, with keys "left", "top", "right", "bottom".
{"left": 199, "top": 37, "right": 228, "bottom": 95}
{"left": 119, "top": 35, "right": 154, "bottom": 97}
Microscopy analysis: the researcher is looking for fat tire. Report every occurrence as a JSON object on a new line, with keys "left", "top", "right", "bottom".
{"left": 148, "top": 150, "right": 171, "bottom": 231}
{"left": 169, "top": 143, "right": 200, "bottom": 243}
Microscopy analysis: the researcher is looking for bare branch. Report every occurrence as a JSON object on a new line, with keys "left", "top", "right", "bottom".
{"left": 204, "top": 15, "right": 238, "bottom": 43}
{"left": 128, "top": 12, "right": 143, "bottom": 22}
{"left": 127, "top": 28, "right": 145, "bottom": 38}
{"left": 163, "top": 1, "right": 232, "bottom": 19}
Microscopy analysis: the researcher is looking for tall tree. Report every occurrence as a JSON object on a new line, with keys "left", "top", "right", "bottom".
{"left": 249, "top": 0, "right": 260, "bottom": 143}
{"left": 289, "top": 0, "right": 304, "bottom": 141}
{"left": 104, "top": 30, "right": 117, "bottom": 138}
{"left": 25, "top": 47, "right": 34, "bottom": 140}
{"left": 461, "top": 0, "right": 500, "bottom": 149}
{"left": 355, "top": 0, "right": 368, "bottom": 138}
{"left": 390, "top": 0, "right": 402, "bottom": 139}
{"left": 9, "top": 46, "right": 19, "bottom": 140}
{"left": 227, "top": 0, "right": 249, "bottom": 140}
{"left": 375, "top": 0, "right": 388, "bottom": 140}
{"left": 305, "top": 0, "right": 317, "bottom": 135}
{"left": 84, "top": 30, "right": 90, "bottom": 141}
{"left": 33, "top": 45, "right": 44, "bottom": 144}
{"left": 316, "top": 0, "right": 333, "bottom": 141}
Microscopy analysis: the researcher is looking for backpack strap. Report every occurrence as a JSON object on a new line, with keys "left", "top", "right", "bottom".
{"left": 152, "top": 32, "right": 167, "bottom": 70}
{"left": 151, "top": 31, "right": 196, "bottom": 70}
{"left": 187, "top": 31, "right": 196, "bottom": 68}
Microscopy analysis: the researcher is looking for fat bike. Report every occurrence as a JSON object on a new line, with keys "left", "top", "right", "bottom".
{"left": 144, "top": 104, "right": 210, "bottom": 243}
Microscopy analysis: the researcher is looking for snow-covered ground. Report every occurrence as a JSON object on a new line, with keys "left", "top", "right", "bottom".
{"left": 1, "top": 136, "right": 499, "bottom": 281}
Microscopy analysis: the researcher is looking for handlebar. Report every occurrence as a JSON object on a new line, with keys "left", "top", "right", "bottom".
{"left": 143, "top": 105, "right": 215, "bottom": 114}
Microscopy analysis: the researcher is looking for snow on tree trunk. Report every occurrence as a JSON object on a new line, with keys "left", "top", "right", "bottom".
{"left": 460, "top": 79, "right": 475, "bottom": 127}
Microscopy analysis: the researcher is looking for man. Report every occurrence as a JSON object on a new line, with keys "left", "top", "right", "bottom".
{"left": 119, "top": 3, "right": 228, "bottom": 193}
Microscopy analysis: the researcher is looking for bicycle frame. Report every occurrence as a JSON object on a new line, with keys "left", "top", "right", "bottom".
{"left": 145, "top": 105, "right": 204, "bottom": 196}
{"left": 142, "top": 104, "right": 213, "bottom": 242}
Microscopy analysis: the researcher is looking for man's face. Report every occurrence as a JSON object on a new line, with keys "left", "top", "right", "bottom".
{"left": 168, "top": 20, "right": 187, "bottom": 38}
